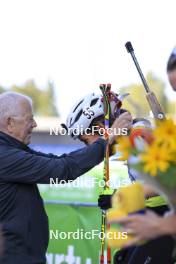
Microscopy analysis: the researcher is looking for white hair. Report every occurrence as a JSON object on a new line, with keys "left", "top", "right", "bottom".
{"left": 0, "top": 92, "right": 32, "bottom": 120}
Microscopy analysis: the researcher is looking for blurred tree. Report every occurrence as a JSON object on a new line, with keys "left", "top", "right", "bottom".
{"left": 0, "top": 86, "right": 5, "bottom": 93}
{"left": 167, "top": 101, "right": 176, "bottom": 116}
{"left": 11, "top": 80, "right": 59, "bottom": 116}
{"left": 119, "top": 72, "right": 169, "bottom": 118}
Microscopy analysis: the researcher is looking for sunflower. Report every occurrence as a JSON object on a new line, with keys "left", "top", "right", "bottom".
{"left": 116, "top": 136, "right": 132, "bottom": 160}
{"left": 154, "top": 119, "right": 176, "bottom": 151}
{"left": 140, "top": 143, "right": 172, "bottom": 176}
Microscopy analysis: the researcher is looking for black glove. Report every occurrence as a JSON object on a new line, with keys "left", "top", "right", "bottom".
{"left": 98, "top": 194, "right": 112, "bottom": 210}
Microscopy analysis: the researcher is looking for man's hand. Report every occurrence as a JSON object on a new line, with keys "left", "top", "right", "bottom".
{"left": 108, "top": 210, "right": 166, "bottom": 247}
{"left": 112, "top": 111, "right": 132, "bottom": 130}
{"left": 109, "top": 112, "right": 132, "bottom": 144}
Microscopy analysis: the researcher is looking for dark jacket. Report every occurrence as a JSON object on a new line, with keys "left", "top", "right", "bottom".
{"left": 0, "top": 132, "right": 106, "bottom": 264}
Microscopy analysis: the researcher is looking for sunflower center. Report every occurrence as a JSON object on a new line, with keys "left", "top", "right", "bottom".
{"left": 167, "top": 129, "right": 173, "bottom": 135}
{"left": 155, "top": 154, "right": 160, "bottom": 161}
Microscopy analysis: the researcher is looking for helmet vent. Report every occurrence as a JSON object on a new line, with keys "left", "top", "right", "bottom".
{"left": 73, "top": 100, "right": 84, "bottom": 113}
{"left": 75, "top": 110, "right": 83, "bottom": 123}
{"left": 90, "top": 98, "right": 98, "bottom": 107}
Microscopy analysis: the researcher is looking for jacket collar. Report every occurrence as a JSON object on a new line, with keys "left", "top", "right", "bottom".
{"left": 0, "top": 131, "right": 28, "bottom": 150}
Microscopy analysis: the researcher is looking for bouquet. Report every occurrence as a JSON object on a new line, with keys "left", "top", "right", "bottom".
{"left": 117, "top": 119, "right": 176, "bottom": 211}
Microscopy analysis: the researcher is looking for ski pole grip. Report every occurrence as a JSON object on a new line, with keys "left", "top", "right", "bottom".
{"left": 125, "top": 41, "right": 134, "bottom": 53}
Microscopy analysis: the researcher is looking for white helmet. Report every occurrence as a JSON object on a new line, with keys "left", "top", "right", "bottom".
{"left": 65, "top": 93, "right": 104, "bottom": 139}
{"left": 64, "top": 92, "right": 129, "bottom": 139}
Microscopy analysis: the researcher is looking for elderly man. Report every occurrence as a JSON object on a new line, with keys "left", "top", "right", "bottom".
{"left": 0, "top": 91, "right": 132, "bottom": 264}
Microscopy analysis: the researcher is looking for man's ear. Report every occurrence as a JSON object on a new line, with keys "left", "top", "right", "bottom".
{"left": 6, "top": 116, "right": 15, "bottom": 132}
